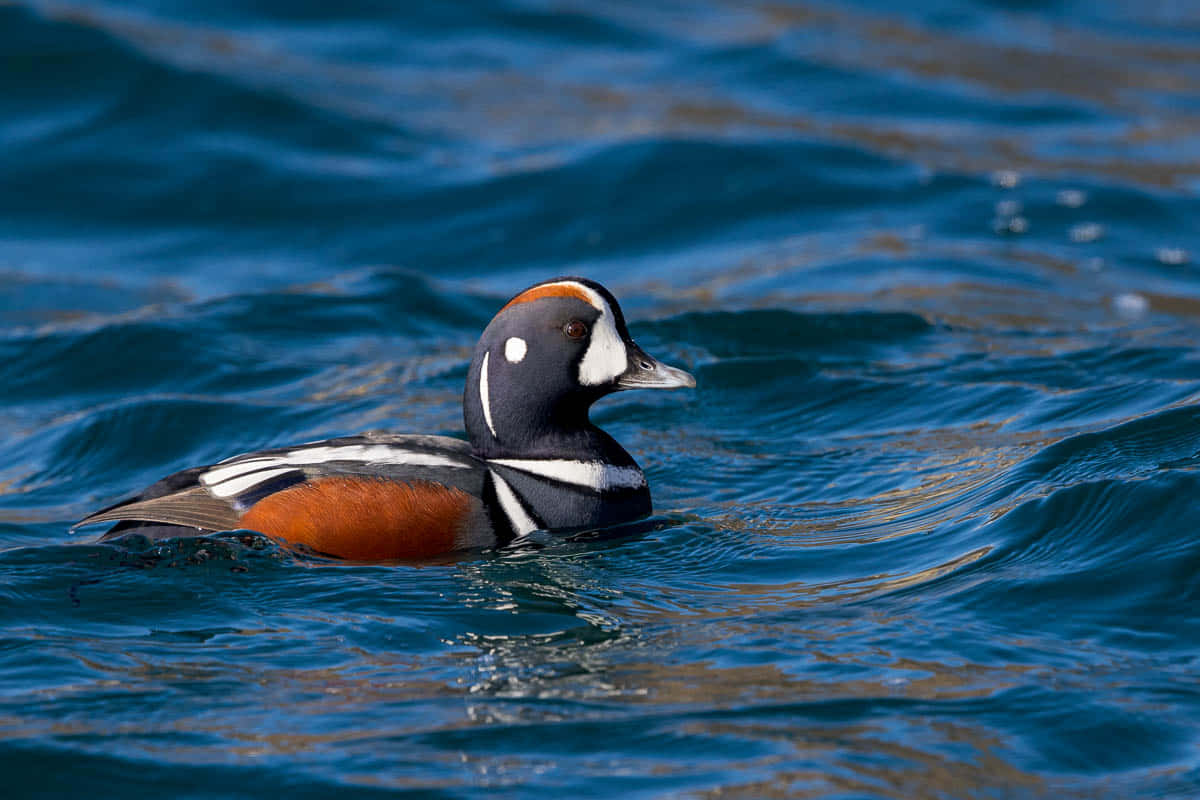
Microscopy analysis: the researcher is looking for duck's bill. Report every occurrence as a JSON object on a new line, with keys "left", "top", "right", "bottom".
{"left": 616, "top": 344, "right": 696, "bottom": 390}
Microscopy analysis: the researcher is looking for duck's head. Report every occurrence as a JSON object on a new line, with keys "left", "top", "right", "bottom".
{"left": 464, "top": 277, "right": 695, "bottom": 459}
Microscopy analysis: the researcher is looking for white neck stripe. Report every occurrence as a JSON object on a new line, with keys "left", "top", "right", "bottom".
{"left": 490, "top": 471, "right": 539, "bottom": 537}
{"left": 480, "top": 350, "right": 497, "bottom": 439}
{"left": 487, "top": 458, "right": 645, "bottom": 491}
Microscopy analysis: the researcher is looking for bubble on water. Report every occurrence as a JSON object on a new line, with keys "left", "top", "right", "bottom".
{"left": 1056, "top": 188, "right": 1088, "bottom": 208}
{"left": 994, "top": 199, "right": 1023, "bottom": 216}
{"left": 992, "top": 169, "right": 1021, "bottom": 189}
{"left": 992, "top": 215, "right": 1029, "bottom": 235}
{"left": 1084, "top": 257, "right": 1105, "bottom": 272}
{"left": 1155, "top": 247, "right": 1190, "bottom": 266}
{"left": 1069, "top": 222, "right": 1104, "bottom": 243}
{"left": 1113, "top": 292, "right": 1149, "bottom": 316}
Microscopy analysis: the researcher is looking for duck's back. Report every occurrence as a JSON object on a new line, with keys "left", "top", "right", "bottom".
{"left": 79, "top": 433, "right": 495, "bottom": 560}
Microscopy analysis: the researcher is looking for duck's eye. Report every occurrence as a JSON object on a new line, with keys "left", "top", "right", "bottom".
{"left": 563, "top": 320, "right": 588, "bottom": 340}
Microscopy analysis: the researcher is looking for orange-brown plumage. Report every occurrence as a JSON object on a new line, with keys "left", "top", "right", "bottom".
{"left": 240, "top": 477, "right": 473, "bottom": 560}
{"left": 500, "top": 283, "right": 596, "bottom": 313}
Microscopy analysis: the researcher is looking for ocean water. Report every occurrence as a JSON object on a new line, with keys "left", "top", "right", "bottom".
{"left": 3, "top": 0, "right": 1200, "bottom": 796}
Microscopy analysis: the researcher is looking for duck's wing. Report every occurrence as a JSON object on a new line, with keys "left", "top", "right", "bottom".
{"left": 77, "top": 488, "right": 241, "bottom": 533}
{"left": 73, "top": 435, "right": 488, "bottom": 553}
{"left": 70, "top": 464, "right": 234, "bottom": 533}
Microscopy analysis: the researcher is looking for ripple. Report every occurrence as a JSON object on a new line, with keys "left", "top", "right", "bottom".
{"left": 4, "top": 0, "right": 1200, "bottom": 795}
{"left": 1006, "top": 403, "right": 1200, "bottom": 492}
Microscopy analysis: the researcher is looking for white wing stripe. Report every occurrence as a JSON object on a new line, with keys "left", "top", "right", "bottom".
{"left": 202, "top": 458, "right": 280, "bottom": 484}
{"left": 487, "top": 458, "right": 645, "bottom": 491}
{"left": 201, "top": 445, "right": 469, "bottom": 487}
{"left": 207, "top": 467, "right": 299, "bottom": 498}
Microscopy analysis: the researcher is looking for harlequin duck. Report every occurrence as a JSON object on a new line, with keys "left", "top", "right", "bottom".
{"left": 73, "top": 278, "right": 695, "bottom": 560}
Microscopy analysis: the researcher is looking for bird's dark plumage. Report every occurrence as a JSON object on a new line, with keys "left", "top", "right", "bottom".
{"left": 74, "top": 278, "right": 695, "bottom": 560}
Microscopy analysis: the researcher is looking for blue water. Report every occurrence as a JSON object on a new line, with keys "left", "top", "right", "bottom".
{"left": 4, "top": 0, "right": 1200, "bottom": 796}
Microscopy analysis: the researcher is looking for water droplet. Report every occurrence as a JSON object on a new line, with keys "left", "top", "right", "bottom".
{"left": 1155, "top": 247, "right": 1190, "bottom": 266}
{"left": 992, "top": 215, "right": 1029, "bottom": 235}
{"left": 1056, "top": 189, "right": 1088, "bottom": 208}
{"left": 992, "top": 170, "right": 1021, "bottom": 189}
{"left": 994, "top": 199, "right": 1023, "bottom": 217}
{"left": 1069, "top": 222, "right": 1104, "bottom": 243}
{"left": 1113, "top": 292, "right": 1149, "bottom": 316}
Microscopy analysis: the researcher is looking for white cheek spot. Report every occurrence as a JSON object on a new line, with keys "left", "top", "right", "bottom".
{"left": 504, "top": 336, "right": 527, "bottom": 363}
{"left": 480, "top": 351, "right": 497, "bottom": 439}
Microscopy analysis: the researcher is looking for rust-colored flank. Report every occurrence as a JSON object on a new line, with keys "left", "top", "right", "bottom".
{"left": 240, "top": 477, "right": 472, "bottom": 560}
{"left": 500, "top": 282, "right": 597, "bottom": 313}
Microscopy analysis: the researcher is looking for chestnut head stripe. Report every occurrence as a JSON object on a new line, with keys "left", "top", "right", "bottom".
{"left": 500, "top": 281, "right": 600, "bottom": 313}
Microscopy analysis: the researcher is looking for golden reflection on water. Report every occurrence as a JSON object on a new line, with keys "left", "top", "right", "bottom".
{"left": 0, "top": 548, "right": 1176, "bottom": 796}
{"left": 11, "top": 5, "right": 1198, "bottom": 792}
{"left": 38, "top": 0, "right": 1200, "bottom": 190}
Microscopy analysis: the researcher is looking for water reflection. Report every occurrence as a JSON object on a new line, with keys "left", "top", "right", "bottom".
{"left": 30, "top": 0, "right": 1200, "bottom": 189}
{"left": 5, "top": 0, "right": 1200, "bottom": 794}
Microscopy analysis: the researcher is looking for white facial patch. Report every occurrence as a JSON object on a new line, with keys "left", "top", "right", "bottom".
{"left": 504, "top": 336, "right": 527, "bottom": 363}
{"left": 563, "top": 283, "right": 627, "bottom": 386}
{"left": 516, "top": 281, "right": 628, "bottom": 385}
{"left": 480, "top": 350, "right": 497, "bottom": 438}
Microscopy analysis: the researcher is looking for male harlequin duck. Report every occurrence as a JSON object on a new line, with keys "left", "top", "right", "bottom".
{"left": 73, "top": 278, "right": 696, "bottom": 560}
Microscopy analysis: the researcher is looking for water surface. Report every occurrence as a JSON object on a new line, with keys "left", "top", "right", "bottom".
{"left": 3, "top": 0, "right": 1200, "bottom": 796}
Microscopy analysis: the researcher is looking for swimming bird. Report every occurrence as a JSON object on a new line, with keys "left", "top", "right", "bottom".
{"left": 73, "top": 278, "right": 696, "bottom": 560}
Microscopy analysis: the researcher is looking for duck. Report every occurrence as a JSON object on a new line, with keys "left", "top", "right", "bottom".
{"left": 73, "top": 277, "right": 696, "bottom": 560}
